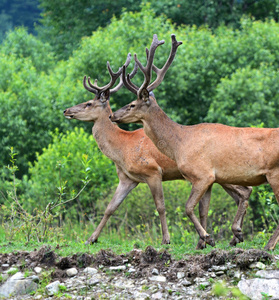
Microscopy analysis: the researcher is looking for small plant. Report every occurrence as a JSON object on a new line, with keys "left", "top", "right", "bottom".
{"left": 208, "top": 277, "right": 215, "bottom": 283}
{"left": 142, "top": 285, "right": 149, "bottom": 291}
{"left": 24, "top": 270, "right": 31, "bottom": 278}
{"left": 261, "top": 292, "right": 272, "bottom": 300}
{"left": 7, "top": 268, "right": 18, "bottom": 276}
{"left": 59, "top": 285, "right": 67, "bottom": 292}
{"left": 198, "top": 284, "right": 206, "bottom": 291}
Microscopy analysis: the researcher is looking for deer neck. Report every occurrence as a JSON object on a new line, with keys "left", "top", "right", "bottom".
{"left": 92, "top": 106, "right": 124, "bottom": 162}
{"left": 142, "top": 105, "right": 180, "bottom": 161}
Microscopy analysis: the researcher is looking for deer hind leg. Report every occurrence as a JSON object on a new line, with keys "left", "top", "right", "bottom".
{"left": 85, "top": 176, "right": 138, "bottom": 245}
{"left": 222, "top": 185, "right": 252, "bottom": 246}
{"left": 185, "top": 177, "right": 216, "bottom": 247}
{"left": 146, "top": 176, "right": 170, "bottom": 245}
{"left": 196, "top": 186, "right": 212, "bottom": 250}
{"left": 264, "top": 174, "right": 279, "bottom": 250}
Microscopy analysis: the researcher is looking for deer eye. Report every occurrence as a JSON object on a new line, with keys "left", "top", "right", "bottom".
{"left": 130, "top": 104, "right": 135, "bottom": 108}
{"left": 86, "top": 102, "right": 92, "bottom": 107}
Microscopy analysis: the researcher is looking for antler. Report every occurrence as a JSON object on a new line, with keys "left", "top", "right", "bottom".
{"left": 83, "top": 53, "right": 138, "bottom": 97}
{"left": 122, "top": 34, "right": 182, "bottom": 99}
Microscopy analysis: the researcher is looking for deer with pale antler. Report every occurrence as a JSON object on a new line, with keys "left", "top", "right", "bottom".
{"left": 110, "top": 34, "right": 279, "bottom": 250}
{"left": 63, "top": 52, "right": 251, "bottom": 248}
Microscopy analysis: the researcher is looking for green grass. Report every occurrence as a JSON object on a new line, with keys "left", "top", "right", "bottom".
{"left": 0, "top": 223, "right": 278, "bottom": 258}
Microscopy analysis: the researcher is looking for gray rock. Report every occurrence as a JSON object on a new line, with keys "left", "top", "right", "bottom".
{"left": 152, "top": 291, "right": 163, "bottom": 299}
{"left": 1, "top": 264, "right": 9, "bottom": 270}
{"left": 83, "top": 267, "right": 98, "bottom": 275}
{"left": 0, "top": 272, "right": 37, "bottom": 298}
{"left": 66, "top": 268, "right": 78, "bottom": 277}
{"left": 249, "top": 262, "right": 266, "bottom": 270}
{"left": 177, "top": 272, "right": 185, "bottom": 279}
{"left": 211, "top": 265, "right": 227, "bottom": 272}
{"left": 238, "top": 278, "right": 279, "bottom": 300}
{"left": 109, "top": 265, "right": 126, "bottom": 271}
{"left": 45, "top": 280, "right": 61, "bottom": 296}
{"left": 34, "top": 267, "right": 42, "bottom": 274}
{"left": 149, "top": 275, "right": 166, "bottom": 282}
{"left": 152, "top": 268, "right": 159, "bottom": 275}
{"left": 215, "top": 271, "right": 225, "bottom": 276}
{"left": 256, "top": 270, "right": 279, "bottom": 279}
{"left": 128, "top": 267, "right": 136, "bottom": 273}
{"left": 181, "top": 279, "right": 192, "bottom": 286}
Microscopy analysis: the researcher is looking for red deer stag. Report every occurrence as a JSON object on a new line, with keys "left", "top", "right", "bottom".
{"left": 110, "top": 34, "right": 279, "bottom": 250}
{"left": 64, "top": 54, "right": 251, "bottom": 248}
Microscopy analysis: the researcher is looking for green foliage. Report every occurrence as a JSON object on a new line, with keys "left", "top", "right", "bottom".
{"left": 207, "top": 66, "right": 279, "bottom": 127}
{"left": 0, "top": 28, "right": 55, "bottom": 72}
{"left": 38, "top": 0, "right": 141, "bottom": 60}
{"left": 148, "top": 0, "right": 279, "bottom": 28}
{"left": 24, "top": 127, "right": 117, "bottom": 219}
{"left": 0, "top": 0, "right": 41, "bottom": 42}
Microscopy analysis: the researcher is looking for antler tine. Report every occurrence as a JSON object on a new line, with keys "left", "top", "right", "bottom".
{"left": 136, "top": 34, "right": 165, "bottom": 98}
{"left": 83, "top": 75, "right": 98, "bottom": 94}
{"left": 122, "top": 65, "right": 138, "bottom": 95}
{"left": 85, "top": 62, "right": 123, "bottom": 96}
{"left": 111, "top": 53, "right": 137, "bottom": 94}
{"left": 148, "top": 34, "right": 182, "bottom": 91}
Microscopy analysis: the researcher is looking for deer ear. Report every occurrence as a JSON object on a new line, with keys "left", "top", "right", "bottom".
{"left": 100, "top": 90, "right": 110, "bottom": 103}
{"left": 140, "top": 88, "right": 150, "bottom": 102}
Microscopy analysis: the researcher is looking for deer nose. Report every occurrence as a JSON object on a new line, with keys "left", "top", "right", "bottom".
{"left": 63, "top": 109, "right": 67, "bottom": 114}
{"left": 109, "top": 114, "right": 112, "bottom": 119}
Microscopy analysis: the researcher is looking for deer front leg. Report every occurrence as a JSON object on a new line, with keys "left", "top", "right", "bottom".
{"left": 185, "top": 177, "right": 216, "bottom": 247}
{"left": 85, "top": 176, "right": 138, "bottom": 245}
{"left": 146, "top": 176, "right": 170, "bottom": 244}
{"left": 196, "top": 186, "right": 212, "bottom": 250}
{"left": 222, "top": 185, "right": 251, "bottom": 246}
{"left": 264, "top": 174, "right": 279, "bottom": 250}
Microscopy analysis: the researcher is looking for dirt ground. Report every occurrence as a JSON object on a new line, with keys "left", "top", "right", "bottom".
{"left": 0, "top": 245, "right": 273, "bottom": 282}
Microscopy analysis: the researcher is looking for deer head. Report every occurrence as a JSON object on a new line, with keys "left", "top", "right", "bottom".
{"left": 64, "top": 53, "right": 138, "bottom": 122}
{"left": 110, "top": 34, "right": 182, "bottom": 124}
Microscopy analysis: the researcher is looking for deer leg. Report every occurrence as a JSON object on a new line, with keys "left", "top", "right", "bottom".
{"left": 196, "top": 186, "right": 212, "bottom": 250}
{"left": 222, "top": 185, "right": 251, "bottom": 246}
{"left": 85, "top": 176, "right": 138, "bottom": 245}
{"left": 264, "top": 175, "right": 279, "bottom": 250}
{"left": 185, "top": 177, "right": 215, "bottom": 247}
{"left": 146, "top": 176, "right": 170, "bottom": 244}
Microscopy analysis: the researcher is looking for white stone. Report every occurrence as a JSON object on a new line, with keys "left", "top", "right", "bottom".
{"left": 83, "top": 267, "right": 98, "bottom": 275}
{"left": 34, "top": 267, "right": 42, "bottom": 274}
{"left": 177, "top": 272, "right": 185, "bottom": 279}
{"left": 109, "top": 265, "right": 126, "bottom": 271}
{"left": 0, "top": 272, "right": 37, "bottom": 298}
{"left": 45, "top": 280, "right": 61, "bottom": 296}
{"left": 152, "top": 268, "right": 159, "bottom": 275}
{"left": 256, "top": 270, "right": 279, "bottom": 279}
{"left": 181, "top": 279, "right": 192, "bottom": 286}
{"left": 66, "top": 267, "right": 78, "bottom": 277}
{"left": 128, "top": 267, "right": 136, "bottom": 273}
{"left": 149, "top": 275, "right": 166, "bottom": 282}
{"left": 238, "top": 278, "right": 279, "bottom": 300}
{"left": 249, "top": 262, "right": 266, "bottom": 270}
{"left": 152, "top": 291, "right": 163, "bottom": 299}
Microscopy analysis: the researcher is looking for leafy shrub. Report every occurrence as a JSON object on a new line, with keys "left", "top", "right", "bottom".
{"left": 206, "top": 65, "right": 279, "bottom": 127}
{"left": 23, "top": 127, "right": 117, "bottom": 220}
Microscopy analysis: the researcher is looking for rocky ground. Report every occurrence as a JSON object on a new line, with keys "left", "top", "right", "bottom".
{"left": 0, "top": 245, "right": 279, "bottom": 299}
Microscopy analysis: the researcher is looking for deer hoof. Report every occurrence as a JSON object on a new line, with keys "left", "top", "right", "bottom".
{"left": 85, "top": 238, "right": 98, "bottom": 245}
{"left": 229, "top": 236, "right": 240, "bottom": 247}
{"left": 161, "top": 239, "right": 171, "bottom": 245}
{"left": 235, "top": 232, "right": 244, "bottom": 242}
{"left": 196, "top": 239, "right": 206, "bottom": 250}
{"left": 205, "top": 236, "right": 215, "bottom": 247}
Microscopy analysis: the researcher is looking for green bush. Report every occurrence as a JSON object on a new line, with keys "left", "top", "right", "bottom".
{"left": 206, "top": 65, "right": 279, "bottom": 127}
{"left": 23, "top": 127, "right": 117, "bottom": 221}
